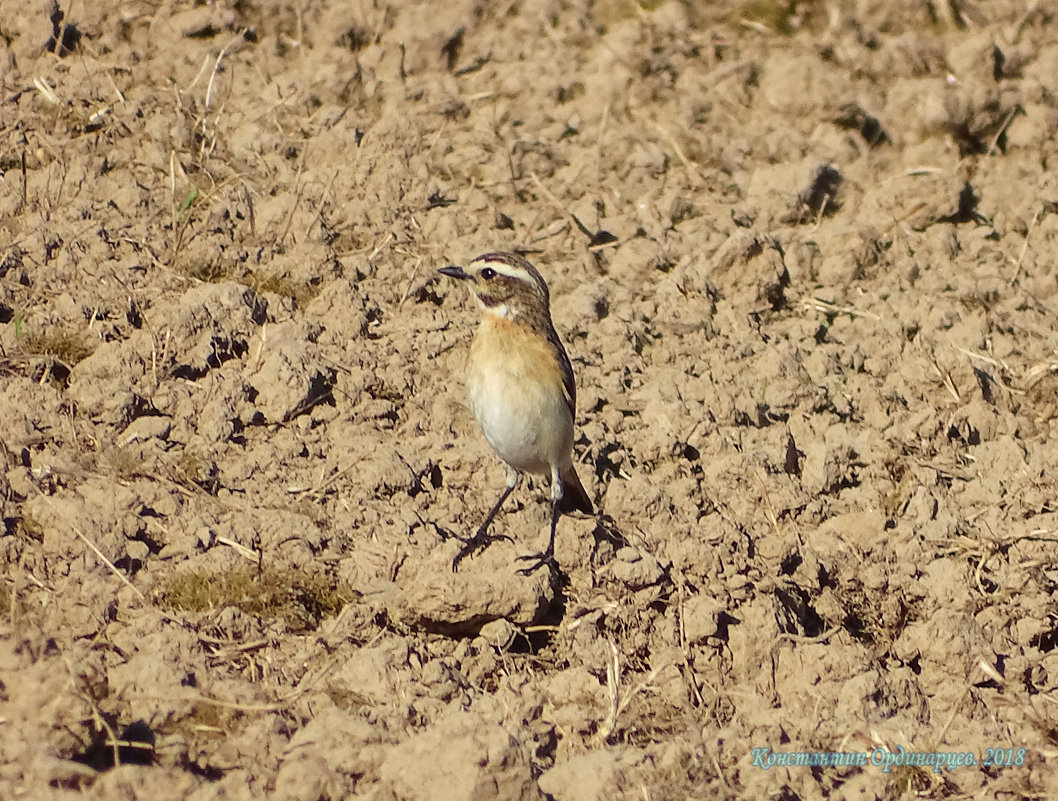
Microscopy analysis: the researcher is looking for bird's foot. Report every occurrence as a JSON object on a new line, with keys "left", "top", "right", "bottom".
{"left": 515, "top": 547, "right": 556, "bottom": 576}
{"left": 451, "top": 526, "right": 513, "bottom": 571}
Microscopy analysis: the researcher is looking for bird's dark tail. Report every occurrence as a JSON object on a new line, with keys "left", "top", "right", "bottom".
{"left": 558, "top": 465, "right": 594, "bottom": 516}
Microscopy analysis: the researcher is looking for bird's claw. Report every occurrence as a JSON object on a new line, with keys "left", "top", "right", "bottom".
{"left": 515, "top": 549, "right": 556, "bottom": 576}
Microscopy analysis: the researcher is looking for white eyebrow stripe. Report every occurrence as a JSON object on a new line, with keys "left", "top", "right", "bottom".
{"left": 483, "top": 262, "right": 536, "bottom": 286}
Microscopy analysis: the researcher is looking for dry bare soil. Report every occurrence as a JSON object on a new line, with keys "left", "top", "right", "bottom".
{"left": 2, "top": 1, "right": 1058, "bottom": 799}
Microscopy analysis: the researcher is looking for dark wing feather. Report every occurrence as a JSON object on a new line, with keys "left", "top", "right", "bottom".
{"left": 547, "top": 323, "right": 577, "bottom": 419}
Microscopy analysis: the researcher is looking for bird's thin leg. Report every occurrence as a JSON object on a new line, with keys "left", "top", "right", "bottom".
{"left": 451, "top": 467, "right": 519, "bottom": 571}
{"left": 516, "top": 464, "right": 562, "bottom": 575}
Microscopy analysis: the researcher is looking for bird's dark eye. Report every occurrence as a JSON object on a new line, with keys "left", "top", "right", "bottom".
{"left": 480, "top": 267, "right": 497, "bottom": 280}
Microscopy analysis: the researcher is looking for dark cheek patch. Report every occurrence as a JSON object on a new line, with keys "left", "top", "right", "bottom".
{"left": 477, "top": 292, "right": 500, "bottom": 307}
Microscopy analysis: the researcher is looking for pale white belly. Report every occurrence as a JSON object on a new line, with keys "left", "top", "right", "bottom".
{"left": 467, "top": 337, "right": 573, "bottom": 475}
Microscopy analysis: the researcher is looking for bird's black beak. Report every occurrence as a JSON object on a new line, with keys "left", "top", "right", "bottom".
{"left": 439, "top": 265, "right": 471, "bottom": 280}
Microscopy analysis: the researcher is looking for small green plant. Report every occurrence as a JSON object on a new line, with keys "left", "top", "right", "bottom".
{"left": 182, "top": 259, "right": 240, "bottom": 284}
{"left": 735, "top": 0, "right": 797, "bottom": 33}
{"left": 176, "top": 189, "right": 199, "bottom": 222}
{"left": 884, "top": 765, "right": 935, "bottom": 798}
{"left": 18, "top": 514, "right": 45, "bottom": 541}
{"left": 159, "top": 567, "right": 353, "bottom": 632}
{"left": 24, "top": 330, "right": 93, "bottom": 365}
{"left": 245, "top": 272, "right": 319, "bottom": 306}
{"left": 170, "top": 187, "right": 206, "bottom": 270}
{"left": 172, "top": 450, "right": 217, "bottom": 492}
{"left": 100, "top": 446, "right": 145, "bottom": 479}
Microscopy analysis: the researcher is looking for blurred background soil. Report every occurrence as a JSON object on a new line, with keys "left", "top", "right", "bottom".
{"left": 1, "top": 0, "right": 1057, "bottom": 798}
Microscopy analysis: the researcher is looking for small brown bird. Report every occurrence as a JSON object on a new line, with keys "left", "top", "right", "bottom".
{"left": 440, "top": 252, "right": 594, "bottom": 573}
